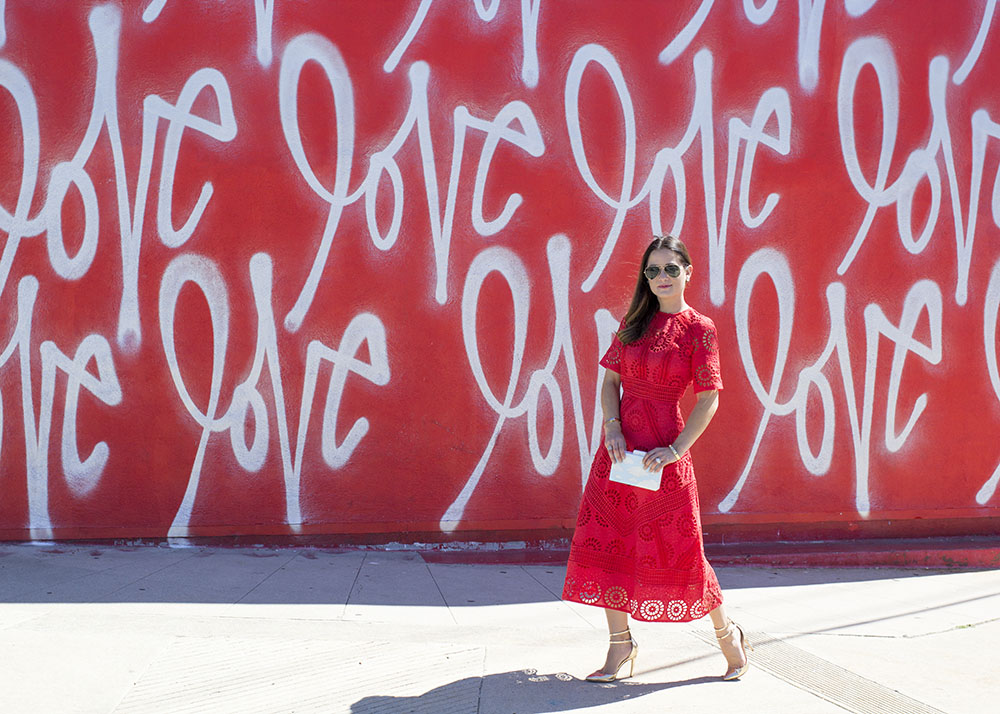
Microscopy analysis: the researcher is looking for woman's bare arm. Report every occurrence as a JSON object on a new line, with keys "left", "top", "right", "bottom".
{"left": 601, "top": 369, "right": 627, "bottom": 463}
{"left": 672, "top": 389, "right": 719, "bottom": 454}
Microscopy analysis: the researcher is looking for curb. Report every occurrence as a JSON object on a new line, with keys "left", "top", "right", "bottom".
{"left": 704, "top": 536, "right": 1000, "bottom": 568}
{"left": 421, "top": 537, "right": 1000, "bottom": 568}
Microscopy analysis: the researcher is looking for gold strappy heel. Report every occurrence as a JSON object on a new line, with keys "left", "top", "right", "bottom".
{"left": 714, "top": 619, "right": 753, "bottom": 680}
{"left": 585, "top": 628, "right": 638, "bottom": 682}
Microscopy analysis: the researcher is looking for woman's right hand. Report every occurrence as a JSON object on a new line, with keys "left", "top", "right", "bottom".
{"left": 604, "top": 423, "right": 627, "bottom": 463}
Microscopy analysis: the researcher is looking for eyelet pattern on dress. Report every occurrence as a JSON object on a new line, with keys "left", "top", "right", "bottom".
{"left": 605, "top": 586, "right": 628, "bottom": 608}
{"left": 661, "top": 473, "right": 682, "bottom": 491}
{"left": 666, "top": 599, "right": 688, "bottom": 620}
{"left": 694, "top": 363, "right": 717, "bottom": 388}
{"left": 650, "top": 330, "right": 672, "bottom": 352}
{"left": 677, "top": 513, "right": 697, "bottom": 537}
{"left": 580, "top": 581, "right": 601, "bottom": 604}
{"left": 625, "top": 409, "right": 645, "bottom": 430}
{"left": 639, "top": 599, "right": 665, "bottom": 620}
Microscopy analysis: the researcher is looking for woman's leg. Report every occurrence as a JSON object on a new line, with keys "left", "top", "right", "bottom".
{"left": 709, "top": 602, "right": 748, "bottom": 674}
{"left": 593, "top": 608, "right": 633, "bottom": 675}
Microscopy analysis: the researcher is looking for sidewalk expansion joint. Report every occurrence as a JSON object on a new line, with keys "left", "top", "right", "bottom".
{"left": 232, "top": 550, "right": 300, "bottom": 605}
{"left": 813, "top": 615, "right": 1000, "bottom": 640}
{"left": 906, "top": 615, "right": 1000, "bottom": 638}
{"left": 691, "top": 629, "right": 947, "bottom": 714}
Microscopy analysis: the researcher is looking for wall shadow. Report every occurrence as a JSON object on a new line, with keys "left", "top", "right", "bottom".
{"left": 0, "top": 544, "right": 993, "bottom": 608}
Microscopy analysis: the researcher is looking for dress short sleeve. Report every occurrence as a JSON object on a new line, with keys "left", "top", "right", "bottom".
{"left": 691, "top": 318, "right": 723, "bottom": 392}
{"left": 598, "top": 320, "right": 627, "bottom": 373}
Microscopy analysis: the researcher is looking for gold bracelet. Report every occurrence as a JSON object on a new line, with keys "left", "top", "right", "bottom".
{"left": 667, "top": 444, "right": 681, "bottom": 460}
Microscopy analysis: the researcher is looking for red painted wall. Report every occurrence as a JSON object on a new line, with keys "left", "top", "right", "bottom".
{"left": 1, "top": 1, "right": 999, "bottom": 542}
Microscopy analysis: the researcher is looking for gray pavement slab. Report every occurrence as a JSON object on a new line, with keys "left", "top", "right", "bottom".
{"left": 0, "top": 542, "right": 997, "bottom": 713}
{"left": 104, "top": 548, "right": 297, "bottom": 604}
{"left": 343, "top": 551, "right": 454, "bottom": 626}
{"left": 0, "top": 550, "right": 108, "bottom": 599}
{"left": 428, "top": 563, "right": 585, "bottom": 629}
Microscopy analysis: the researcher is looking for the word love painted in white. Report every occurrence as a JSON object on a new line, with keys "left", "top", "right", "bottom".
{"left": 0, "top": 4, "right": 237, "bottom": 351}
{"left": 724, "top": 249, "right": 943, "bottom": 517}
{"left": 564, "top": 44, "right": 791, "bottom": 306}
{"left": 158, "top": 252, "right": 390, "bottom": 535}
{"left": 441, "top": 234, "right": 618, "bottom": 531}
{"left": 278, "top": 32, "right": 545, "bottom": 331}
{"left": 0, "top": 276, "right": 122, "bottom": 540}
{"left": 836, "top": 36, "right": 1000, "bottom": 307}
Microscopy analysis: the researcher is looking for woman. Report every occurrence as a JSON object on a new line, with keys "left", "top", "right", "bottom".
{"left": 562, "top": 235, "right": 750, "bottom": 682}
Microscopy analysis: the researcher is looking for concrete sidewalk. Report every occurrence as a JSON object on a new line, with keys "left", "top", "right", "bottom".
{"left": 0, "top": 543, "right": 996, "bottom": 713}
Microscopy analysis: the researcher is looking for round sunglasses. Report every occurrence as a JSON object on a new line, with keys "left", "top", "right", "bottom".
{"left": 643, "top": 264, "right": 683, "bottom": 280}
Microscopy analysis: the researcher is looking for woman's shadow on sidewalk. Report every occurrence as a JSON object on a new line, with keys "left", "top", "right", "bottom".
{"left": 350, "top": 668, "right": 719, "bottom": 713}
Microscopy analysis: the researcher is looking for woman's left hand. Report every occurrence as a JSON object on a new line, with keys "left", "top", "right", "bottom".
{"left": 642, "top": 447, "right": 679, "bottom": 471}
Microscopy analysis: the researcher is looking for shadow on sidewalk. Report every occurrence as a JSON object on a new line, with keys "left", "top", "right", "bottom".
{"left": 349, "top": 668, "right": 719, "bottom": 713}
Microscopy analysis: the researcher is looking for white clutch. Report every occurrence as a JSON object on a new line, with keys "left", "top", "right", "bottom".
{"left": 608, "top": 450, "right": 661, "bottom": 491}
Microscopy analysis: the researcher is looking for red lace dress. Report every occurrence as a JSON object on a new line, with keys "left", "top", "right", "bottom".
{"left": 562, "top": 308, "right": 724, "bottom": 622}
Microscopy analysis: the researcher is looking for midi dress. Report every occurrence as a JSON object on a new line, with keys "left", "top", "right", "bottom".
{"left": 562, "top": 307, "right": 724, "bottom": 622}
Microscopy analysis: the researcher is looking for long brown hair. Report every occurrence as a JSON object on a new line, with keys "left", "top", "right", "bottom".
{"left": 617, "top": 235, "right": 692, "bottom": 344}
